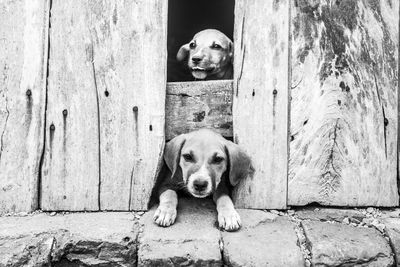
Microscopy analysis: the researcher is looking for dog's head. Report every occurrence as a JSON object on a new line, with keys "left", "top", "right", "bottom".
{"left": 164, "top": 129, "right": 252, "bottom": 198}
{"left": 176, "top": 29, "right": 233, "bottom": 80}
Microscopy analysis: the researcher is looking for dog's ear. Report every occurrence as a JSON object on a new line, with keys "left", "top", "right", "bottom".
{"left": 228, "top": 41, "right": 234, "bottom": 64}
{"left": 225, "top": 141, "right": 253, "bottom": 186}
{"left": 164, "top": 134, "right": 186, "bottom": 179}
{"left": 176, "top": 44, "right": 190, "bottom": 62}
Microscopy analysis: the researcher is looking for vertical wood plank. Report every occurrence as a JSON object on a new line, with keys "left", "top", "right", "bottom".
{"left": 289, "top": 0, "right": 399, "bottom": 206}
{"left": 0, "top": 0, "right": 49, "bottom": 214}
{"left": 128, "top": 0, "right": 167, "bottom": 210}
{"left": 232, "top": 0, "right": 289, "bottom": 209}
{"left": 41, "top": 0, "right": 100, "bottom": 210}
{"left": 90, "top": 0, "right": 167, "bottom": 211}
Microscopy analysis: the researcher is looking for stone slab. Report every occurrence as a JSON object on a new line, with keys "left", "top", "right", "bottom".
{"left": 0, "top": 212, "right": 139, "bottom": 266}
{"left": 302, "top": 221, "right": 394, "bottom": 266}
{"left": 138, "top": 197, "right": 222, "bottom": 267}
{"left": 382, "top": 217, "right": 400, "bottom": 266}
{"left": 295, "top": 207, "right": 365, "bottom": 223}
{"left": 222, "top": 210, "right": 304, "bottom": 267}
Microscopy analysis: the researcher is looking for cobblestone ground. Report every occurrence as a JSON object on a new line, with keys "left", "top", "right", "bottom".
{"left": 1, "top": 198, "right": 399, "bottom": 266}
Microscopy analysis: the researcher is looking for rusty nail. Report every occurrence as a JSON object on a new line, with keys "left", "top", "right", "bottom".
{"left": 273, "top": 89, "right": 278, "bottom": 95}
{"left": 63, "top": 109, "right": 68, "bottom": 116}
{"left": 133, "top": 106, "right": 138, "bottom": 112}
{"left": 50, "top": 124, "right": 55, "bottom": 131}
{"left": 26, "top": 89, "right": 32, "bottom": 97}
{"left": 384, "top": 118, "right": 389, "bottom": 126}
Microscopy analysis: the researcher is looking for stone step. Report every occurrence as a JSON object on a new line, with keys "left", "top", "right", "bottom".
{"left": 1, "top": 200, "right": 399, "bottom": 266}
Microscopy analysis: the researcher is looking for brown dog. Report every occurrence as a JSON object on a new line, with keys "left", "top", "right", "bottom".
{"left": 153, "top": 129, "right": 252, "bottom": 231}
{"left": 177, "top": 29, "right": 233, "bottom": 80}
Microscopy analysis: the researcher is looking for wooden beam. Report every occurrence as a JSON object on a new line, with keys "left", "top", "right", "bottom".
{"left": 0, "top": 0, "right": 50, "bottom": 214}
{"left": 166, "top": 80, "right": 233, "bottom": 140}
{"left": 288, "top": 0, "right": 399, "bottom": 206}
{"left": 232, "top": 0, "right": 290, "bottom": 209}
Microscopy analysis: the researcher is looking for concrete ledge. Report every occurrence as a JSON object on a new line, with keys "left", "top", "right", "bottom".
{"left": 1, "top": 204, "right": 400, "bottom": 266}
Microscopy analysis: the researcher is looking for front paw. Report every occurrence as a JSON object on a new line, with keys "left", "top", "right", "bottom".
{"left": 153, "top": 205, "right": 177, "bottom": 227}
{"left": 218, "top": 208, "right": 241, "bottom": 231}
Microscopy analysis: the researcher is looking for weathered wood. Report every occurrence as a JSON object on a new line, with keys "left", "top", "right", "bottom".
{"left": 289, "top": 0, "right": 399, "bottom": 206}
{"left": 166, "top": 80, "right": 233, "bottom": 140}
{"left": 41, "top": 1, "right": 100, "bottom": 210}
{"left": 0, "top": 0, "right": 49, "bottom": 214}
{"left": 80, "top": 0, "right": 167, "bottom": 211}
{"left": 232, "top": 0, "right": 289, "bottom": 209}
{"left": 126, "top": 0, "right": 167, "bottom": 211}
{"left": 42, "top": 0, "right": 167, "bottom": 211}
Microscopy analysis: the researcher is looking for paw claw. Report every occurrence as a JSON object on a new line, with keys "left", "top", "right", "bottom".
{"left": 153, "top": 205, "right": 177, "bottom": 227}
{"left": 218, "top": 209, "right": 241, "bottom": 232}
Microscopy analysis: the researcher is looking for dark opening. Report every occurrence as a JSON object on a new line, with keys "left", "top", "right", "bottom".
{"left": 167, "top": 0, "right": 235, "bottom": 82}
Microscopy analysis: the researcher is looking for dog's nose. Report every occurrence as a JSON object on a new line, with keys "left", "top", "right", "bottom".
{"left": 193, "top": 180, "right": 208, "bottom": 191}
{"left": 192, "top": 56, "right": 202, "bottom": 64}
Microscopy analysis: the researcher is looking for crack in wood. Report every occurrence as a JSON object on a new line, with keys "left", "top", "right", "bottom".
{"left": 373, "top": 73, "right": 388, "bottom": 158}
{"left": 0, "top": 97, "right": 10, "bottom": 164}
{"left": 38, "top": 0, "right": 52, "bottom": 209}
{"left": 89, "top": 41, "right": 102, "bottom": 211}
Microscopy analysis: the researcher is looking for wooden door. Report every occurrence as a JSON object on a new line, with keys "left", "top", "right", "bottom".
{"left": 232, "top": 0, "right": 290, "bottom": 209}
{"left": 289, "top": 0, "right": 399, "bottom": 206}
{"left": 0, "top": 0, "right": 50, "bottom": 214}
{"left": 41, "top": 0, "right": 167, "bottom": 211}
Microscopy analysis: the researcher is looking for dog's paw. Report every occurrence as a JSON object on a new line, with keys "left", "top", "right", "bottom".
{"left": 153, "top": 205, "right": 177, "bottom": 227}
{"left": 218, "top": 208, "right": 241, "bottom": 231}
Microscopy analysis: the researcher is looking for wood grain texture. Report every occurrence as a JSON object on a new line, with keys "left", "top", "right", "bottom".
{"left": 127, "top": 0, "right": 167, "bottom": 211}
{"left": 289, "top": 0, "right": 399, "bottom": 206}
{"left": 41, "top": 1, "right": 101, "bottom": 211}
{"left": 0, "top": 0, "right": 49, "bottom": 214}
{"left": 232, "top": 0, "right": 289, "bottom": 209}
{"left": 166, "top": 80, "right": 233, "bottom": 140}
{"left": 86, "top": 0, "right": 167, "bottom": 211}
{"left": 42, "top": 0, "right": 167, "bottom": 211}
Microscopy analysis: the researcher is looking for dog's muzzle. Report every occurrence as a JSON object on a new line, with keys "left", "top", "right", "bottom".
{"left": 187, "top": 168, "right": 213, "bottom": 198}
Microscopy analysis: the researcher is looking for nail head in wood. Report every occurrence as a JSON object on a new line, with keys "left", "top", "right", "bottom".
{"left": 133, "top": 106, "right": 138, "bottom": 112}
{"left": 50, "top": 124, "right": 55, "bottom": 131}
{"left": 273, "top": 89, "right": 278, "bottom": 95}
{"left": 26, "top": 89, "right": 32, "bottom": 97}
{"left": 384, "top": 118, "right": 389, "bottom": 126}
{"left": 63, "top": 109, "right": 68, "bottom": 116}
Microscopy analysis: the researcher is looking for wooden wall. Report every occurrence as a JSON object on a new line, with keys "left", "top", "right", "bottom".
{"left": 0, "top": 0, "right": 50, "bottom": 214}
{"left": 289, "top": 0, "right": 399, "bottom": 206}
{"left": 0, "top": 0, "right": 399, "bottom": 213}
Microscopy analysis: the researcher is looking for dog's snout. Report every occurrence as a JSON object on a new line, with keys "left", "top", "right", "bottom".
{"left": 192, "top": 55, "right": 202, "bottom": 64}
{"left": 193, "top": 180, "right": 208, "bottom": 192}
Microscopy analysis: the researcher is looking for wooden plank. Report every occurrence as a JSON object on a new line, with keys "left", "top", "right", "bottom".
{"left": 0, "top": 0, "right": 49, "bottom": 214}
{"left": 94, "top": 0, "right": 167, "bottom": 210}
{"left": 232, "top": 0, "right": 289, "bottom": 209}
{"left": 166, "top": 80, "right": 233, "bottom": 140}
{"left": 289, "top": 0, "right": 399, "bottom": 206}
{"left": 41, "top": 0, "right": 100, "bottom": 210}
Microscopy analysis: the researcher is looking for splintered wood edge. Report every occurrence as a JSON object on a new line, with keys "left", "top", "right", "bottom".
{"left": 165, "top": 80, "right": 234, "bottom": 140}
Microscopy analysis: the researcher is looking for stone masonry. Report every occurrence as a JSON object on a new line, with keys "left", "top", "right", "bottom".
{"left": 1, "top": 198, "right": 400, "bottom": 266}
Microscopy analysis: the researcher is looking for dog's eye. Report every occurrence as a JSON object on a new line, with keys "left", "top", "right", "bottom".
{"left": 189, "top": 42, "right": 196, "bottom": 49}
{"left": 182, "top": 153, "right": 194, "bottom": 162}
{"left": 211, "top": 43, "right": 222, "bottom": 49}
{"left": 212, "top": 156, "right": 224, "bottom": 164}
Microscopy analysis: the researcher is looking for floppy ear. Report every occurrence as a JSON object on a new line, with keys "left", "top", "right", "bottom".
{"left": 176, "top": 44, "right": 190, "bottom": 62}
{"left": 164, "top": 134, "right": 186, "bottom": 179}
{"left": 228, "top": 41, "right": 234, "bottom": 64}
{"left": 225, "top": 141, "right": 253, "bottom": 186}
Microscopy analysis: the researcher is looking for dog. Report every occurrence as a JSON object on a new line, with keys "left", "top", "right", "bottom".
{"left": 153, "top": 129, "right": 253, "bottom": 231}
{"left": 176, "top": 29, "right": 233, "bottom": 80}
